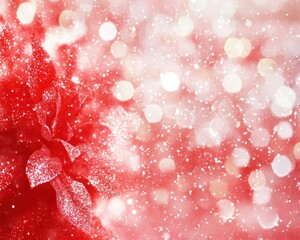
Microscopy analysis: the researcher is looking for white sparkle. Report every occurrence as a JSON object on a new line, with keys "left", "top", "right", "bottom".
{"left": 159, "top": 158, "right": 176, "bottom": 173}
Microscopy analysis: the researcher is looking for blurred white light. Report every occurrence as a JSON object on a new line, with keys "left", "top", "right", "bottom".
{"left": 209, "top": 179, "right": 228, "bottom": 199}
{"left": 113, "top": 80, "right": 135, "bottom": 102}
{"left": 175, "top": 16, "right": 194, "bottom": 37}
{"left": 257, "top": 207, "right": 279, "bottom": 229}
{"left": 111, "top": 41, "right": 128, "bottom": 58}
{"left": 175, "top": 108, "right": 195, "bottom": 128}
{"left": 144, "top": 104, "right": 163, "bottom": 123}
{"left": 0, "top": 0, "right": 8, "bottom": 15}
{"left": 99, "top": 21, "right": 117, "bottom": 41}
{"left": 152, "top": 188, "right": 169, "bottom": 205}
{"left": 222, "top": 73, "right": 242, "bottom": 93}
{"left": 224, "top": 37, "right": 252, "bottom": 58}
{"left": 240, "top": 38, "right": 252, "bottom": 58}
{"left": 253, "top": 187, "right": 272, "bottom": 205}
{"left": 275, "top": 121, "right": 293, "bottom": 139}
{"left": 271, "top": 102, "right": 293, "bottom": 118}
{"left": 71, "top": 76, "right": 80, "bottom": 84}
{"left": 107, "top": 197, "right": 126, "bottom": 220}
{"left": 248, "top": 170, "right": 266, "bottom": 190}
{"left": 159, "top": 158, "right": 176, "bottom": 173}
{"left": 294, "top": 142, "right": 300, "bottom": 159}
{"left": 213, "top": 17, "right": 234, "bottom": 37}
{"left": 224, "top": 37, "right": 243, "bottom": 58}
{"left": 220, "top": 1, "right": 236, "bottom": 18}
{"left": 160, "top": 72, "right": 181, "bottom": 92}
{"left": 59, "top": 10, "right": 74, "bottom": 28}
{"left": 217, "top": 199, "right": 235, "bottom": 221}
{"left": 232, "top": 147, "right": 250, "bottom": 167}
{"left": 195, "top": 80, "right": 217, "bottom": 102}
{"left": 273, "top": 85, "right": 296, "bottom": 109}
{"left": 250, "top": 127, "right": 270, "bottom": 148}
{"left": 188, "top": 0, "right": 207, "bottom": 12}
{"left": 76, "top": 0, "right": 94, "bottom": 13}
{"left": 271, "top": 155, "right": 292, "bottom": 177}
{"left": 257, "top": 58, "right": 277, "bottom": 77}
{"left": 17, "top": 1, "right": 36, "bottom": 25}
